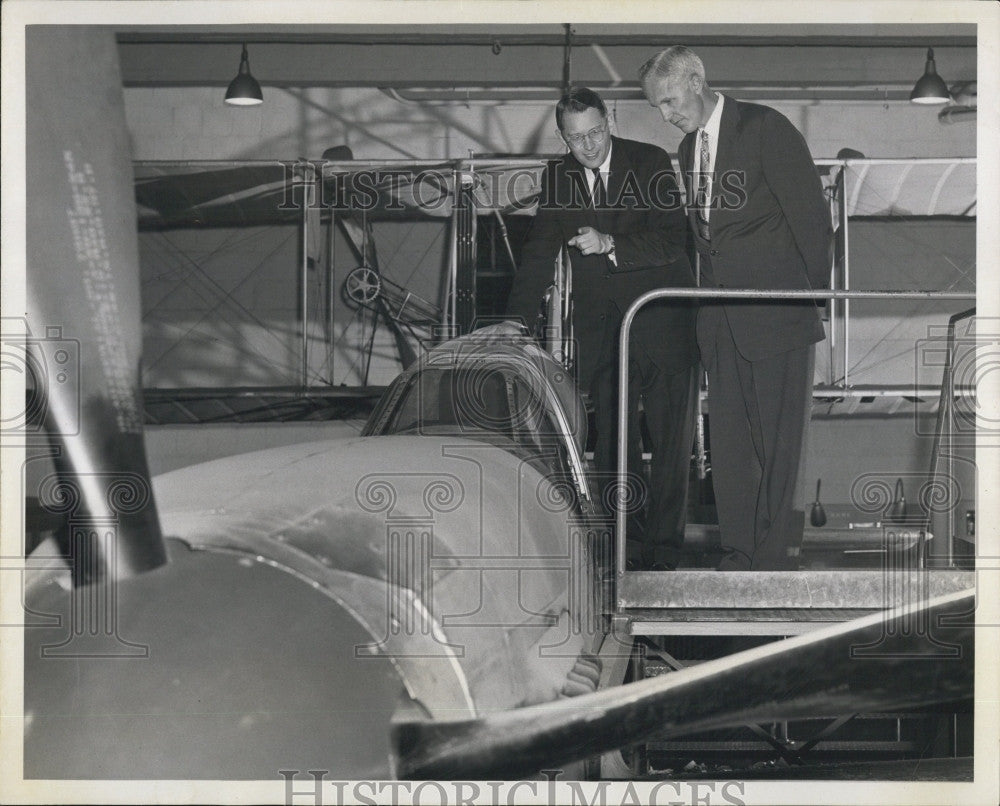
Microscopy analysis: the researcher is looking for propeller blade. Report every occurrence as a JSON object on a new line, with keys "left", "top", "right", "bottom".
{"left": 26, "top": 27, "right": 166, "bottom": 583}
{"left": 393, "top": 588, "right": 974, "bottom": 780}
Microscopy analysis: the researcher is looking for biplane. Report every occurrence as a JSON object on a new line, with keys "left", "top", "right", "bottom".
{"left": 12, "top": 27, "right": 980, "bottom": 789}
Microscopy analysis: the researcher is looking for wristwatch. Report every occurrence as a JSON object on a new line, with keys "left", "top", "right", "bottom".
{"left": 605, "top": 234, "right": 616, "bottom": 256}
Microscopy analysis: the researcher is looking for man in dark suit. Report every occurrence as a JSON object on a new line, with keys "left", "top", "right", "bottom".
{"left": 639, "top": 47, "right": 832, "bottom": 571}
{"left": 506, "top": 87, "right": 698, "bottom": 571}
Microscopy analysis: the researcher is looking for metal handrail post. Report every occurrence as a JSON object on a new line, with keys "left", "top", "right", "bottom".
{"left": 842, "top": 167, "right": 851, "bottom": 389}
{"left": 300, "top": 160, "right": 312, "bottom": 386}
{"left": 922, "top": 308, "right": 975, "bottom": 567}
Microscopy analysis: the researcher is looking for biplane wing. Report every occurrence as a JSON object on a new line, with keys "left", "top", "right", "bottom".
{"left": 134, "top": 156, "right": 545, "bottom": 383}
{"left": 134, "top": 158, "right": 545, "bottom": 229}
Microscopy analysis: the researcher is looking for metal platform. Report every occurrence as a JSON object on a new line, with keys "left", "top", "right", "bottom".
{"left": 678, "top": 520, "right": 926, "bottom": 558}
{"left": 616, "top": 569, "right": 974, "bottom": 636}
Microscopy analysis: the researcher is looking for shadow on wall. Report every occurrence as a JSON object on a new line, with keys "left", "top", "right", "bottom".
{"left": 124, "top": 85, "right": 976, "bottom": 163}
{"left": 138, "top": 218, "right": 449, "bottom": 388}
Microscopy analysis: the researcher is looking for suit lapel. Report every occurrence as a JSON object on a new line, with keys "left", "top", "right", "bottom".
{"left": 604, "top": 137, "right": 631, "bottom": 230}
{"left": 562, "top": 155, "right": 602, "bottom": 241}
{"left": 606, "top": 137, "right": 627, "bottom": 205}
{"left": 713, "top": 94, "right": 741, "bottom": 186}
{"left": 678, "top": 134, "right": 694, "bottom": 197}
{"left": 678, "top": 134, "right": 701, "bottom": 241}
{"left": 563, "top": 157, "right": 590, "bottom": 206}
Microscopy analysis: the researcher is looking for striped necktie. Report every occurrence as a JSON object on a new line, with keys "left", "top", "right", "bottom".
{"left": 590, "top": 167, "right": 607, "bottom": 208}
{"left": 696, "top": 129, "right": 711, "bottom": 241}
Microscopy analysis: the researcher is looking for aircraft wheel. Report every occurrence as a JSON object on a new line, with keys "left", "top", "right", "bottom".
{"left": 345, "top": 265, "right": 382, "bottom": 305}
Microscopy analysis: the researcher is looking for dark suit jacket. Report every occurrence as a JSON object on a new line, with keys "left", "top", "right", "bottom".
{"left": 506, "top": 136, "right": 697, "bottom": 387}
{"left": 678, "top": 96, "right": 832, "bottom": 361}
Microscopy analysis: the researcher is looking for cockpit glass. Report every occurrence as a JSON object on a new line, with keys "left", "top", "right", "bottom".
{"left": 384, "top": 364, "right": 566, "bottom": 475}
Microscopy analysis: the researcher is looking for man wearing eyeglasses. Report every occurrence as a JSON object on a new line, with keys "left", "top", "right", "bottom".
{"left": 506, "top": 87, "right": 698, "bottom": 572}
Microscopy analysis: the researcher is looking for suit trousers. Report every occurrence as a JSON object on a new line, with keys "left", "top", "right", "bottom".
{"left": 592, "top": 354, "right": 698, "bottom": 569}
{"left": 699, "top": 305, "right": 813, "bottom": 571}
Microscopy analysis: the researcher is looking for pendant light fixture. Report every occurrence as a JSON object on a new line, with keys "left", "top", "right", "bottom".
{"left": 909, "top": 48, "right": 950, "bottom": 105}
{"left": 224, "top": 43, "right": 263, "bottom": 106}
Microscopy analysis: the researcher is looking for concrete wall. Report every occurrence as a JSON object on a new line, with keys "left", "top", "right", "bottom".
{"left": 144, "top": 420, "right": 366, "bottom": 476}
{"left": 123, "top": 86, "right": 976, "bottom": 162}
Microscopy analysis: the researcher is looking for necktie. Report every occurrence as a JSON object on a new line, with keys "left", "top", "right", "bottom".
{"left": 590, "top": 167, "right": 607, "bottom": 209}
{"left": 696, "top": 129, "right": 711, "bottom": 241}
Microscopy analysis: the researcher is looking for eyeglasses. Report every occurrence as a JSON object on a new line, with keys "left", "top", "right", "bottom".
{"left": 563, "top": 124, "right": 608, "bottom": 147}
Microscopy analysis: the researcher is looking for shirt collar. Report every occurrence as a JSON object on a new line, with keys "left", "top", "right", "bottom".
{"left": 700, "top": 93, "right": 724, "bottom": 144}
{"left": 597, "top": 141, "right": 613, "bottom": 175}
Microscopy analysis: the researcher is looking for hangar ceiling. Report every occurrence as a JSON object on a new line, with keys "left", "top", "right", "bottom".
{"left": 116, "top": 23, "right": 977, "bottom": 102}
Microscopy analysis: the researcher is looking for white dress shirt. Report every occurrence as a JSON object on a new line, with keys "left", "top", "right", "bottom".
{"left": 692, "top": 93, "right": 724, "bottom": 220}
{"left": 589, "top": 144, "right": 613, "bottom": 198}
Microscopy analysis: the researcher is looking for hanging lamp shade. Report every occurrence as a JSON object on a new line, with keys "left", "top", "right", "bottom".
{"left": 225, "top": 44, "right": 263, "bottom": 106}
{"left": 909, "top": 48, "right": 950, "bottom": 105}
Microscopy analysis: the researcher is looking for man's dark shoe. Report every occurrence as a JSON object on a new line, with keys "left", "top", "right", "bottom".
{"left": 649, "top": 561, "right": 677, "bottom": 572}
{"left": 716, "top": 548, "right": 752, "bottom": 571}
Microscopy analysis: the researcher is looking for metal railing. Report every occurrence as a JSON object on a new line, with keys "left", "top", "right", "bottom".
{"left": 925, "top": 307, "right": 977, "bottom": 568}
{"left": 615, "top": 287, "right": 977, "bottom": 586}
